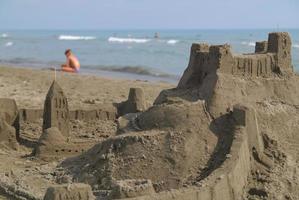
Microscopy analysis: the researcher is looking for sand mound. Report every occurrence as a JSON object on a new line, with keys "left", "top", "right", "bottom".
{"left": 33, "top": 127, "right": 67, "bottom": 157}
{"left": 59, "top": 101, "right": 237, "bottom": 191}
{"left": 37, "top": 127, "right": 66, "bottom": 146}
{"left": 61, "top": 94, "right": 234, "bottom": 193}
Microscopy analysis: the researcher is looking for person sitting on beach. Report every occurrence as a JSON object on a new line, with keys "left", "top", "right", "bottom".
{"left": 61, "top": 49, "right": 80, "bottom": 73}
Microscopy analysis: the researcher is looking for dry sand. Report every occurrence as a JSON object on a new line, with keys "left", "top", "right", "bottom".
{"left": 0, "top": 66, "right": 174, "bottom": 109}
{"left": 0, "top": 65, "right": 173, "bottom": 110}
{"left": 0, "top": 65, "right": 173, "bottom": 199}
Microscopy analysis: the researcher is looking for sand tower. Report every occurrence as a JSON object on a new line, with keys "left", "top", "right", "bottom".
{"left": 267, "top": 32, "right": 293, "bottom": 73}
{"left": 0, "top": 98, "right": 20, "bottom": 140}
{"left": 0, "top": 113, "right": 19, "bottom": 150}
{"left": 42, "top": 81, "right": 70, "bottom": 137}
{"left": 0, "top": 98, "right": 20, "bottom": 149}
{"left": 118, "top": 88, "right": 146, "bottom": 116}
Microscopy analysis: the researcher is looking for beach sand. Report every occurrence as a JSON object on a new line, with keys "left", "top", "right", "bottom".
{"left": 0, "top": 65, "right": 174, "bottom": 199}
{"left": 0, "top": 65, "right": 174, "bottom": 110}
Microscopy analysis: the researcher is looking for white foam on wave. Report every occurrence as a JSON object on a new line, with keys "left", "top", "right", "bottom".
{"left": 108, "top": 37, "right": 150, "bottom": 44}
{"left": 58, "top": 35, "right": 96, "bottom": 41}
{"left": 293, "top": 44, "right": 299, "bottom": 49}
{"left": 5, "top": 42, "right": 13, "bottom": 47}
{"left": 1, "top": 33, "right": 8, "bottom": 38}
{"left": 241, "top": 41, "right": 255, "bottom": 47}
{"left": 167, "top": 40, "right": 178, "bottom": 45}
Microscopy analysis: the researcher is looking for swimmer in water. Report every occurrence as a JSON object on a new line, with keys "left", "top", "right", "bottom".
{"left": 154, "top": 32, "right": 160, "bottom": 39}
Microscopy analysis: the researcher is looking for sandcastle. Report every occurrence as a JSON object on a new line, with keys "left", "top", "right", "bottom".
{"left": 178, "top": 32, "right": 292, "bottom": 90}
{"left": 0, "top": 32, "right": 298, "bottom": 199}
{"left": 34, "top": 81, "right": 118, "bottom": 159}
{"left": 43, "top": 81, "right": 70, "bottom": 137}
{"left": 59, "top": 32, "right": 296, "bottom": 199}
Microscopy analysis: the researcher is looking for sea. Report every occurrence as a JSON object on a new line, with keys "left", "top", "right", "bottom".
{"left": 0, "top": 29, "right": 298, "bottom": 83}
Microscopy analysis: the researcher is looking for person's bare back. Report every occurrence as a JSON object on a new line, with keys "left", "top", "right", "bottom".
{"left": 61, "top": 49, "right": 80, "bottom": 73}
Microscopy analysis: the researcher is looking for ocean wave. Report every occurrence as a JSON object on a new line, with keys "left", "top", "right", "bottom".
{"left": 84, "top": 65, "right": 178, "bottom": 79}
{"left": 241, "top": 41, "right": 255, "bottom": 47}
{"left": 0, "top": 57, "right": 42, "bottom": 65}
{"left": 242, "top": 42, "right": 299, "bottom": 49}
{"left": 167, "top": 40, "right": 179, "bottom": 45}
{"left": 108, "top": 37, "right": 150, "bottom": 44}
{"left": 0, "top": 58, "right": 178, "bottom": 79}
{"left": 58, "top": 35, "right": 96, "bottom": 41}
{"left": 293, "top": 44, "right": 299, "bottom": 49}
{"left": 5, "top": 42, "right": 13, "bottom": 47}
{"left": 1, "top": 33, "right": 8, "bottom": 38}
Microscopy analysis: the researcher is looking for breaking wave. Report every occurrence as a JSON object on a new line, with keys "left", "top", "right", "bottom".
{"left": 108, "top": 37, "right": 150, "bottom": 44}
{"left": 241, "top": 42, "right": 299, "bottom": 49}
{"left": 167, "top": 40, "right": 179, "bottom": 45}
{"left": 1, "top": 33, "right": 8, "bottom": 38}
{"left": 58, "top": 35, "right": 96, "bottom": 40}
{"left": 5, "top": 42, "right": 13, "bottom": 47}
{"left": 293, "top": 44, "right": 299, "bottom": 49}
{"left": 241, "top": 41, "right": 255, "bottom": 47}
{"left": 242, "top": 42, "right": 299, "bottom": 49}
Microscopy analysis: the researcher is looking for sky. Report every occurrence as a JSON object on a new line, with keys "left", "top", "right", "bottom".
{"left": 0, "top": 0, "right": 298, "bottom": 30}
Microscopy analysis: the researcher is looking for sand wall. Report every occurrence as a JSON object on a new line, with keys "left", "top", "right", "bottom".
{"left": 119, "top": 120, "right": 250, "bottom": 200}
{"left": 44, "top": 183, "right": 95, "bottom": 200}
{"left": 19, "top": 107, "right": 117, "bottom": 122}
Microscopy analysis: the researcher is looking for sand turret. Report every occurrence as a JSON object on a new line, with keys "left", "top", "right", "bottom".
{"left": 255, "top": 41, "right": 268, "bottom": 53}
{"left": 0, "top": 113, "right": 19, "bottom": 150}
{"left": 0, "top": 98, "right": 19, "bottom": 149}
{"left": 42, "top": 81, "right": 70, "bottom": 137}
{"left": 267, "top": 32, "right": 293, "bottom": 73}
{"left": 0, "top": 98, "right": 19, "bottom": 125}
{"left": 117, "top": 88, "right": 146, "bottom": 116}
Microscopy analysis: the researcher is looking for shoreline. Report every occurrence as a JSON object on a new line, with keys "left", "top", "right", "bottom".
{"left": 0, "top": 63, "right": 180, "bottom": 85}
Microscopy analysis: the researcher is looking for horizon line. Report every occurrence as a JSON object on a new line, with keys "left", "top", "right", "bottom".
{"left": 1, "top": 27, "right": 299, "bottom": 31}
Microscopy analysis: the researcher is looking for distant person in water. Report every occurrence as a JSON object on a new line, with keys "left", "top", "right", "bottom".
{"left": 61, "top": 49, "right": 80, "bottom": 73}
{"left": 154, "top": 32, "right": 160, "bottom": 39}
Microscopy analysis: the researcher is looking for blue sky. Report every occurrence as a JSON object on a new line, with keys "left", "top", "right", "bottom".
{"left": 0, "top": 0, "right": 298, "bottom": 29}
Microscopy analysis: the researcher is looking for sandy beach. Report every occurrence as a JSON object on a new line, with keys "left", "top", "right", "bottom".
{"left": 0, "top": 65, "right": 174, "bottom": 110}
{"left": 1, "top": 32, "right": 299, "bottom": 200}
